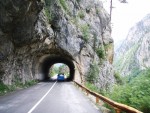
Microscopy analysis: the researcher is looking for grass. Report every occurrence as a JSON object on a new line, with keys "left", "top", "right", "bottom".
{"left": 0, "top": 80, "right": 38, "bottom": 95}
{"left": 80, "top": 24, "right": 90, "bottom": 42}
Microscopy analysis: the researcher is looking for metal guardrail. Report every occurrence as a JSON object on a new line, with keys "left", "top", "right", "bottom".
{"left": 74, "top": 81, "right": 143, "bottom": 113}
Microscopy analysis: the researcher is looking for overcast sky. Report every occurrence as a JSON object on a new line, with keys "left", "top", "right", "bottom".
{"left": 102, "top": 0, "right": 150, "bottom": 45}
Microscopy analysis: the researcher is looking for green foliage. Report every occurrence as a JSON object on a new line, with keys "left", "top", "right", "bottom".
{"left": 106, "top": 69, "right": 150, "bottom": 113}
{"left": 78, "top": 10, "right": 85, "bottom": 19}
{"left": 85, "top": 82, "right": 99, "bottom": 92}
{"left": 49, "top": 63, "right": 70, "bottom": 77}
{"left": 96, "top": 47, "right": 105, "bottom": 59}
{"left": 44, "top": 0, "right": 54, "bottom": 23}
{"left": 12, "top": 77, "right": 38, "bottom": 89}
{"left": 49, "top": 66, "right": 59, "bottom": 77}
{"left": 58, "top": 64, "right": 70, "bottom": 77}
{"left": 12, "top": 75, "right": 23, "bottom": 88}
{"left": 86, "top": 63, "right": 99, "bottom": 83}
{"left": 114, "top": 72, "right": 123, "bottom": 84}
{"left": 70, "top": 17, "right": 79, "bottom": 27}
{"left": 104, "top": 44, "right": 111, "bottom": 50}
{"left": 59, "top": 0, "right": 69, "bottom": 12}
{"left": 71, "top": 18, "right": 90, "bottom": 43}
{"left": 24, "top": 80, "right": 38, "bottom": 87}
{"left": 80, "top": 24, "right": 90, "bottom": 42}
{"left": 44, "top": 7, "right": 54, "bottom": 22}
{"left": 0, "top": 80, "right": 37, "bottom": 95}
{"left": 0, "top": 82, "right": 11, "bottom": 95}
{"left": 85, "top": 82, "right": 107, "bottom": 96}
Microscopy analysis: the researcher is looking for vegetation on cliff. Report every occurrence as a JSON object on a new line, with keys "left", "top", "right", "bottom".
{"left": 106, "top": 69, "right": 150, "bottom": 113}
{"left": 0, "top": 80, "right": 37, "bottom": 95}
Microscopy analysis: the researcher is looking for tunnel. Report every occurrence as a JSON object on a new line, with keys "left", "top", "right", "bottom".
{"left": 39, "top": 55, "right": 75, "bottom": 81}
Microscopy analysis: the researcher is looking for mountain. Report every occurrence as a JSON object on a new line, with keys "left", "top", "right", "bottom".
{"left": 114, "top": 13, "right": 150, "bottom": 76}
{"left": 0, "top": 0, "right": 115, "bottom": 89}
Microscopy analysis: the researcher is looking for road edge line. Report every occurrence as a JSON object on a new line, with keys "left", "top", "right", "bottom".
{"left": 27, "top": 81, "right": 57, "bottom": 113}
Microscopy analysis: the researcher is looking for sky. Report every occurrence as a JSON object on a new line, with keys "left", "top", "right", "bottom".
{"left": 101, "top": 0, "right": 150, "bottom": 46}
{"left": 53, "top": 63, "right": 64, "bottom": 67}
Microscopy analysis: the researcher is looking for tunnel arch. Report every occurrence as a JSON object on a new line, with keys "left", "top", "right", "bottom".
{"left": 38, "top": 54, "right": 75, "bottom": 81}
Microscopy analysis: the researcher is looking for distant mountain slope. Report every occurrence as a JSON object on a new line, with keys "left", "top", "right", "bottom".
{"left": 114, "top": 14, "right": 150, "bottom": 76}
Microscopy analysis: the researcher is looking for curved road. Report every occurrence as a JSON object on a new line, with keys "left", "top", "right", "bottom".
{"left": 0, "top": 82, "right": 102, "bottom": 113}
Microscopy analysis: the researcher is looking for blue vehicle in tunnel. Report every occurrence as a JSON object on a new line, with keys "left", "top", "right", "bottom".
{"left": 41, "top": 55, "right": 75, "bottom": 81}
{"left": 57, "top": 73, "right": 65, "bottom": 81}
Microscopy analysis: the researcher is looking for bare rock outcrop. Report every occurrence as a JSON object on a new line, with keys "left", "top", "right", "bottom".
{"left": 0, "top": 0, "right": 114, "bottom": 90}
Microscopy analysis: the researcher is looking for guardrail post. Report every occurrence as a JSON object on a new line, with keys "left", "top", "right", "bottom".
{"left": 86, "top": 90, "right": 89, "bottom": 96}
{"left": 96, "top": 97, "right": 99, "bottom": 104}
{"left": 114, "top": 108, "right": 121, "bottom": 113}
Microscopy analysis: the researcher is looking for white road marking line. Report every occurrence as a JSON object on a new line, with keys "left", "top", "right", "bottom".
{"left": 27, "top": 81, "right": 57, "bottom": 113}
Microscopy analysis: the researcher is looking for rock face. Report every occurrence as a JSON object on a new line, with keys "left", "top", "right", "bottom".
{"left": 114, "top": 14, "right": 150, "bottom": 76}
{"left": 0, "top": 0, "right": 114, "bottom": 90}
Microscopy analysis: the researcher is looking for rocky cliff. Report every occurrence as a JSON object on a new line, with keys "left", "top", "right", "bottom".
{"left": 0, "top": 0, "right": 114, "bottom": 90}
{"left": 114, "top": 14, "right": 150, "bottom": 76}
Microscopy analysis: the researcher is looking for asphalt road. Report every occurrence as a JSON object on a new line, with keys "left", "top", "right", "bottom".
{"left": 0, "top": 82, "right": 102, "bottom": 113}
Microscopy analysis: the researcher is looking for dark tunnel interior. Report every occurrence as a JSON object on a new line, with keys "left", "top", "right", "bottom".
{"left": 41, "top": 55, "right": 75, "bottom": 81}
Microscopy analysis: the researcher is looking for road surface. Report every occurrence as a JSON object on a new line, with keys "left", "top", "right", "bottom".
{"left": 0, "top": 82, "right": 102, "bottom": 113}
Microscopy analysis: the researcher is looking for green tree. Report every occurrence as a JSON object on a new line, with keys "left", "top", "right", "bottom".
{"left": 107, "top": 69, "right": 150, "bottom": 113}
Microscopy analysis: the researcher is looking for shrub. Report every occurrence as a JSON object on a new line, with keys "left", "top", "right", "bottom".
{"left": 85, "top": 82, "right": 99, "bottom": 92}
{"left": 78, "top": 10, "right": 85, "bottom": 19}
{"left": 85, "top": 82, "right": 106, "bottom": 95}
{"left": 96, "top": 47, "right": 105, "bottom": 59}
{"left": 59, "top": 0, "right": 68, "bottom": 12}
{"left": 0, "top": 80, "right": 38, "bottom": 95}
{"left": 44, "top": 0, "right": 54, "bottom": 23}
{"left": 114, "top": 72, "right": 123, "bottom": 84}
{"left": 44, "top": 7, "right": 54, "bottom": 22}
{"left": 0, "top": 82, "right": 9, "bottom": 95}
{"left": 80, "top": 24, "right": 90, "bottom": 42}
{"left": 86, "top": 63, "right": 99, "bottom": 83}
{"left": 24, "top": 80, "right": 38, "bottom": 87}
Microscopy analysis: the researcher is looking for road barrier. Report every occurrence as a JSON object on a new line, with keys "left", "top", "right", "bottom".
{"left": 74, "top": 81, "right": 143, "bottom": 113}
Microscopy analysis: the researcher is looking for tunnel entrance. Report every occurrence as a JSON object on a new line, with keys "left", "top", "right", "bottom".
{"left": 40, "top": 55, "right": 75, "bottom": 81}
{"left": 49, "top": 63, "right": 70, "bottom": 81}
